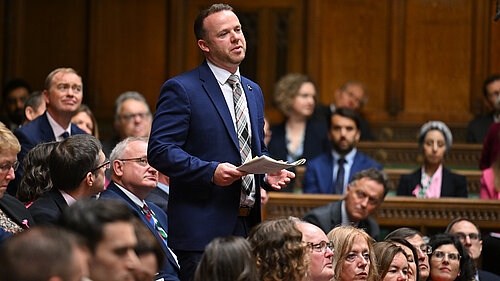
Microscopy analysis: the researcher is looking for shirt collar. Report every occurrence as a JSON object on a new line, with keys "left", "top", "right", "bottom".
{"left": 46, "top": 111, "right": 71, "bottom": 139}
{"left": 332, "top": 148, "right": 357, "bottom": 163}
{"left": 59, "top": 190, "right": 77, "bottom": 206}
{"left": 157, "top": 182, "right": 169, "bottom": 194}
{"left": 114, "top": 182, "right": 146, "bottom": 208}
{"left": 207, "top": 60, "right": 240, "bottom": 86}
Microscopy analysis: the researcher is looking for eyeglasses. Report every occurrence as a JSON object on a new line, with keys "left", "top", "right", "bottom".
{"left": 0, "top": 161, "right": 19, "bottom": 173}
{"left": 346, "top": 251, "right": 370, "bottom": 263}
{"left": 120, "top": 112, "right": 150, "bottom": 123}
{"left": 454, "top": 233, "right": 480, "bottom": 242}
{"left": 80, "top": 159, "right": 110, "bottom": 181}
{"left": 417, "top": 244, "right": 432, "bottom": 255}
{"left": 432, "top": 250, "right": 461, "bottom": 261}
{"left": 307, "top": 241, "right": 334, "bottom": 253}
{"left": 119, "top": 157, "right": 149, "bottom": 167}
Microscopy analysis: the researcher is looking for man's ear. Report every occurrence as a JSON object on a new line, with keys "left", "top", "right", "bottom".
{"left": 25, "top": 106, "right": 35, "bottom": 121}
{"left": 42, "top": 90, "right": 50, "bottom": 104}
{"left": 85, "top": 172, "right": 93, "bottom": 186}
{"left": 113, "top": 160, "right": 123, "bottom": 177}
{"left": 198, "top": 39, "right": 209, "bottom": 53}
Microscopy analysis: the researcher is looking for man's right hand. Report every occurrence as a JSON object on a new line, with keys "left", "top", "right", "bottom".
{"left": 213, "top": 163, "right": 247, "bottom": 186}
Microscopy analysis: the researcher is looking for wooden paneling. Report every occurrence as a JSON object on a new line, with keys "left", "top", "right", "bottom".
{"left": 490, "top": 0, "right": 500, "bottom": 75}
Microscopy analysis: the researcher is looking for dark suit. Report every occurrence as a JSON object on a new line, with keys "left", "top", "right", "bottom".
{"left": 478, "top": 270, "right": 500, "bottom": 281}
{"left": 0, "top": 193, "right": 34, "bottom": 242}
{"left": 146, "top": 186, "right": 169, "bottom": 214}
{"left": 99, "top": 182, "right": 180, "bottom": 281}
{"left": 28, "top": 188, "right": 68, "bottom": 225}
{"left": 396, "top": 167, "right": 468, "bottom": 197}
{"left": 466, "top": 113, "right": 494, "bottom": 143}
{"left": 148, "top": 60, "right": 266, "bottom": 253}
{"left": 303, "top": 151, "right": 382, "bottom": 194}
{"left": 267, "top": 120, "right": 329, "bottom": 192}
{"left": 9, "top": 112, "right": 86, "bottom": 195}
{"left": 303, "top": 199, "right": 380, "bottom": 241}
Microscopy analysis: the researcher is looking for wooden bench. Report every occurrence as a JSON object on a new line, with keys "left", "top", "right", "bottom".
{"left": 369, "top": 122, "right": 468, "bottom": 143}
{"left": 262, "top": 193, "right": 500, "bottom": 235}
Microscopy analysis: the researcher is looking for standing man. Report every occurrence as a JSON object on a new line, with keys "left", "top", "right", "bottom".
{"left": 11, "top": 67, "right": 87, "bottom": 195}
{"left": 303, "top": 108, "right": 382, "bottom": 194}
{"left": 147, "top": 4, "right": 294, "bottom": 281}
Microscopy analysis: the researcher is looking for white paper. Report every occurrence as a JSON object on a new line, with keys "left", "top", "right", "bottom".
{"left": 236, "top": 155, "right": 306, "bottom": 174}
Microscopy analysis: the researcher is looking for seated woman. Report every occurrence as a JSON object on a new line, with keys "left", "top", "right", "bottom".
{"left": 373, "top": 241, "right": 409, "bottom": 281}
{"left": 479, "top": 154, "right": 500, "bottom": 199}
{"left": 427, "top": 233, "right": 475, "bottom": 281}
{"left": 71, "top": 104, "right": 99, "bottom": 138}
{"left": 194, "top": 236, "right": 257, "bottom": 281}
{"left": 327, "top": 226, "right": 377, "bottom": 281}
{"left": 248, "top": 218, "right": 309, "bottom": 281}
{"left": 0, "top": 122, "right": 34, "bottom": 242}
{"left": 384, "top": 238, "right": 419, "bottom": 281}
{"left": 397, "top": 121, "right": 468, "bottom": 198}
{"left": 268, "top": 74, "right": 329, "bottom": 190}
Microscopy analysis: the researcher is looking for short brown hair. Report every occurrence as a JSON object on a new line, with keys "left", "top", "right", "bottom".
{"left": 44, "top": 67, "right": 81, "bottom": 91}
{"left": 194, "top": 3, "right": 234, "bottom": 41}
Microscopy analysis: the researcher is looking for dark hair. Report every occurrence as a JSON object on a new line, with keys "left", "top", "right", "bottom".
{"left": 49, "top": 134, "right": 101, "bottom": 192}
{"left": 428, "top": 233, "right": 475, "bottom": 281}
{"left": 483, "top": 74, "right": 500, "bottom": 98}
{"left": 2, "top": 78, "right": 31, "bottom": 99}
{"left": 194, "top": 3, "right": 234, "bottom": 40}
{"left": 248, "top": 218, "right": 309, "bottom": 281}
{"left": 373, "top": 242, "right": 407, "bottom": 280}
{"left": 350, "top": 167, "right": 390, "bottom": 197}
{"left": 445, "top": 217, "right": 481, "bottom": 237}
{"left": 385, "top": 237, "right": 420, "bottom": 281}
{"left": 385, "top": 227, "right": 424, "bottom": 241}
{"left": 17, "top": 141, "right": 58, "bottom": 203}
{"left": 133, "top": 218, "right": 165, "bottom": 271}
{"left": 0, "top": 226, "right": 82, "bottom": 281}
{"left": 58, "top": 199, "right": 134, "bottom": 252}
{"left": 331, "top": 107, "right": 361, "bottom": 130}
{"left": 194, "top": 236, "right": 258, "bottom": 281}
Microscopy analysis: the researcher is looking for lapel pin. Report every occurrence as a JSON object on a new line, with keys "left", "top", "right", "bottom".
{"left": 247, "top": 85, "right": 252, "bottom": 91}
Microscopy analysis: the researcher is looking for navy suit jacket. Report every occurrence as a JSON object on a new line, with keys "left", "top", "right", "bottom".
{"left": 99, "top": 182, "right": 180, "bottom": 281}
{"left": 28, "top": 188, "right": 68, "bottom": 225}
{"left": 303, "top": 199, "right": 380, "bottom": 241}
{"left": 9, "top": 112, "right": 86, "bottom": 195}
{"left": 396, "top": 167, "right": 468, "bottom": 198}
{"left": 478, "top": 270, "right": 500, "bottom": 281}
{"left": 148, "top": 61, "right": 266, "bottom": 251}
{"left": 303, "top": 151, "right": 382, "bottom": 194}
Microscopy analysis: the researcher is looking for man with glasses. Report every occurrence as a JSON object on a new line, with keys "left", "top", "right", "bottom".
{"left": 303, "top": 168, "right": 388, "bottom": 241}
{"left": 10, "top": 67, "right": 87, "bottom": 196}
{"left": 446, "top": 218, "right": 500, "bottom": 281}
{"left": 99, "top": 137, "right": 180, "bottom": 281}
{"left": 296, "top": 221, "right": 335, "bottom": 281}
{"left": 29, "top": 134, "right": 106, "bottom": 224}
{"left": 385, "top": 227, "right": 432, "bottom": 281}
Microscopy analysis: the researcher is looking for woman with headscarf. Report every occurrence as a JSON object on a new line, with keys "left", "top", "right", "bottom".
{"left": 397, "top": 121, "right": 468, "bottom": 198}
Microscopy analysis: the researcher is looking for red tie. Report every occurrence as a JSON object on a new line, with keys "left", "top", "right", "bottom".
{"left": 142, "top": 205, "right": 152, "bottom": 221}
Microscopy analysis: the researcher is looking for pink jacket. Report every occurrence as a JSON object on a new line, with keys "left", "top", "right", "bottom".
{"left": 480, "top": 168, "right": 500, "bottom": 199}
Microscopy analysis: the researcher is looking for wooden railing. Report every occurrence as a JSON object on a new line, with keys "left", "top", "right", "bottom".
{"left": 263, "top": 193, "right": 500, "bottom": 235}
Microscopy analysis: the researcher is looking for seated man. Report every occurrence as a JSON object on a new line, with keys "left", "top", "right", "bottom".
{"left": 303, "top": 108, "right": 382, "bottom": 194}
{"left": 446, "top": 218, "right": 500, "bottom": 281}
{"left": 0, "top": 226, "right": 89, "bottom": 281}
{"left": 296, "top": 221, "right": 335, "bottom": 281}
{"left": 22, "top": 91, "right": 46, "bottom": 126}
{"left": 1, "top": 78, "right": 31, "bottom": 131}
{"left": 303, "top": 168, "right": 388, "bottom": 241}
{"left": 99, "top": 137, "right": 180, "bottom": 281}
{"left": 467, "top": 75, "right": 500, "bottom": 143}
{"left": 29, "top": 134, "right": 107, "bottom": 224}
{"left": 59, "top": 199, "right": 142, "bottom": 281}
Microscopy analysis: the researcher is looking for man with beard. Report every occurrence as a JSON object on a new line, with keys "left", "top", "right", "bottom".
{"left": 303, "top": 168, "right": 388, "bottom": 240}
{"left": 303, "top": 108, "right": 381, "bottom": 194}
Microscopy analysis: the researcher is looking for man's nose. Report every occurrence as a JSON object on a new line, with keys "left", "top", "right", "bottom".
{"left": 325, "top": 247, "right": 334, "bottom": 257}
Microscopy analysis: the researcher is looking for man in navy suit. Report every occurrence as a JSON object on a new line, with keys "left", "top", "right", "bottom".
{"left": 147, "top": 4, "right": 294, "bottom": 281}
{"left": 100, "top": 137, "right": 180, "bottom": 281}
{"left": 303, "top": 107, "right": 382, "bottom": 194}
{"left": 10, "top": 67, "right": 87, "bottom": 195}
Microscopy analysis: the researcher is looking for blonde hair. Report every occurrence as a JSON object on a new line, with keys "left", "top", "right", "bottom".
{"left": 327, "top": 226, "right": 378, "bottom": 281}
{"left": 44, "top": 68, "right": 80, "bottom": 91}
{"left": 273, "top": 73, "right": 315, "bottom": 117}
{"left": 0, "top": 122, "right": 20, "bottom": 154}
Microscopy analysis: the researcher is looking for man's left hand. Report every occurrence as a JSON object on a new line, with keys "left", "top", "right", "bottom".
{"left": 266, "top": 169, "right": 295, "bottom": 190}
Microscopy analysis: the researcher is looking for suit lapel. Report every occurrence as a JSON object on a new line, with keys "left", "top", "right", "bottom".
{"left": 40, "top": 113, "right": 57, "bottom": 142}
{"left": 322, "top": 153, "right": 335, "bottom": 193}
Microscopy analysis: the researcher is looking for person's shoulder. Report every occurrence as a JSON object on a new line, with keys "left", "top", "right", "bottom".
{"left": 307, "top": 152, "right": 332, "bottom": 165}
{"left": 15, "top": 113, "right": 46, "bottom": 137}
{"left": 468, "top": 113, "right": 494, "bottom": 125}
{"left": 478, "top": 269, "right": 500, "bottom": 281}
{"left": 354, "top": 151, "right": 381, "bottom": 167}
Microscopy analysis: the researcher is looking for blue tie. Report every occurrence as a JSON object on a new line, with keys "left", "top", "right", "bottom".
{"left": 60, "top": 132, "right": 69, "bottom": 139}
{"left": 334, "top": 158, "right": 346, "bottom": 194}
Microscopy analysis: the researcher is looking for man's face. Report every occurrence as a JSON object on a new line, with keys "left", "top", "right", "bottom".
{"left": 6, "top": 87, "right": 29, "bottom": 124}
{"left": 448, "top": 220, "right": 482, "bottom": 260}
{"left": 330, "top": 114, "right": 360, "bottom": 155}
{"left": 198, "top": 10, "right": 246, "bottom": 73}
{"left": 89, "top": 150, "right": 108, "bottom": 195}
{"left": 44, "top": 72, "right": 83, "bottom": 117}
{"left": 405, "top": 235, "right": 430, "bottom": 281}
{"left": 297, "top": 223, "right": 334, "bottom": 281}
{"left": 344, "top": 177, "right": 384, "bottom": 223}
{"left": 116, "top": 99, "right": 152, "bottom": 140}
{"left": 334, "top": 84, "right": 365, "bottom": 111}
{"left": 485, "top": 79, "right": 500, "bottom": 110}
{"left": 90, "top": 221, "right": 140, "bottom": 281}
{"left": 114, "top": 141, "right": 158, "bottom": 197}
